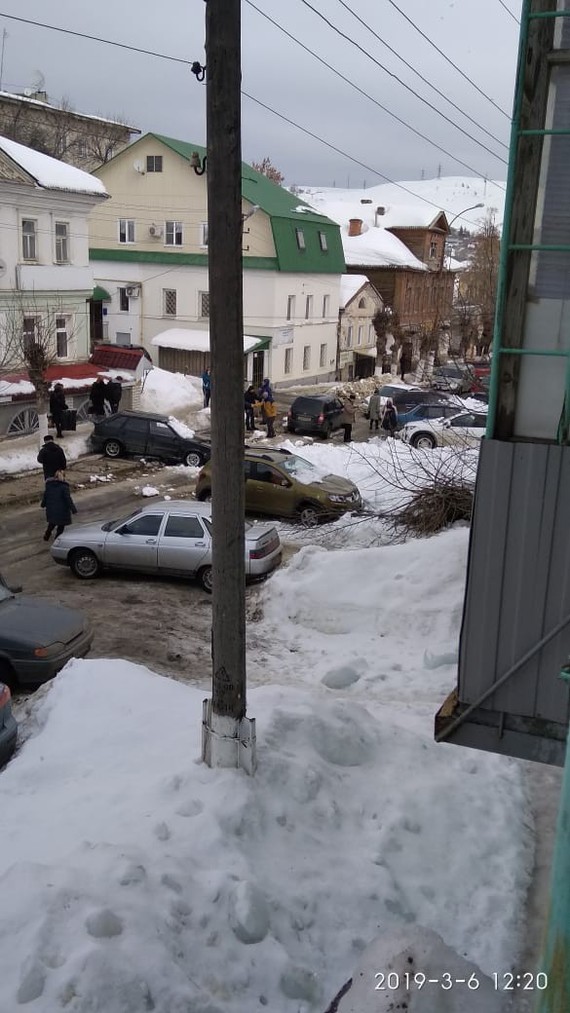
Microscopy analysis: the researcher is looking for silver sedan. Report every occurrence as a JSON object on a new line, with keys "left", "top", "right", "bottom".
{"left": 50, "top": 501, "right": 282, "bottom": 592}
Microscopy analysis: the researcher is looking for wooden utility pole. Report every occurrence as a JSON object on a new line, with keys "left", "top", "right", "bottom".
{"left": 201, "top": 0, "right": 256, "bottom": 773}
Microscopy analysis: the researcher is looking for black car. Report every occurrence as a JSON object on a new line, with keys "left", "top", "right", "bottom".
{"left": 89, "top": 411, "right": 211, "bottom": 467}
{"left": 383, "top": 387, "right": 452, "bottom": 412}
{"left": 287, "top": 395, "right": 345, "bottom": 438}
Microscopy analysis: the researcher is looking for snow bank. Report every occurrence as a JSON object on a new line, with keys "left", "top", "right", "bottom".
{"left": 139, "top": 367, "right": 202, "bottom": 416}
{"left": 0, "top": 431, "right": 90, "bottom": 475}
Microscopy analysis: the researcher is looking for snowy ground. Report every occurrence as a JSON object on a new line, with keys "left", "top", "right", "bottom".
{"left": 0, "top": 427, "right": 91, "bottom": 475}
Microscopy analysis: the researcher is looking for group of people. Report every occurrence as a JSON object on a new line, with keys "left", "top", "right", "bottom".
{"left": 245, "top": 378, "right": 277, "bottom": 437}
{"left": 89, "top": 375, "right": 123, "bottom": 417}
{"left": 36, "top": 435, "right": 77, "bottom": 541}
{"left": 367, "top": 390, "right": 398, "bottom": 437}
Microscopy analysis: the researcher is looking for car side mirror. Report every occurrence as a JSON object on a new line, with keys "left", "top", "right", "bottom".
{"left": 116, "top": 526, "right": 128, "bottom": 535}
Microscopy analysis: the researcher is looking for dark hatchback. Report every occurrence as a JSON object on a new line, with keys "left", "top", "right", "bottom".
{"left": 89, "top": 411, "right": 211, "bottom": 467}
{"left": 287, "top": 395, "right": 345, "bottom": 438}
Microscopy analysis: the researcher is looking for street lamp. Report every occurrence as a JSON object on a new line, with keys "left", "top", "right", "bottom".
{"left": 447, "top": 202, "right": 484, "bottom": 231}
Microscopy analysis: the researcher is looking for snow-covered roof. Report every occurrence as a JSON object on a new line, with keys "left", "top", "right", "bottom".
{"left": 342, "top": 226, "right": 427, "bottom": 271}
{"left": 339, "top": 274, "right": 369, "bottom": 308}
{"left": 0, "top": 90, "right": 139, "bottom": 131}
{"left": 151, "top": 329, "right": 260, "bottom": 353}
{"left": 0, "top": 136, "right": 108, "bottom": 196}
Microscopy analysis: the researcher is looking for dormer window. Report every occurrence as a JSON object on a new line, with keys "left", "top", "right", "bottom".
{"left": 429, "top": 240, "right": 438, "bottom": 259}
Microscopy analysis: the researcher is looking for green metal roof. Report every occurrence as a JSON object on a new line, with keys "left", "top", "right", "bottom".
{"left": 92, "top": 285, "right": 111, "bottom": 301}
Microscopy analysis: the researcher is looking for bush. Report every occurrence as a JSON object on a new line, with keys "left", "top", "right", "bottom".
{"left": 389, "top": 477, "right": 473, "bottom": 537}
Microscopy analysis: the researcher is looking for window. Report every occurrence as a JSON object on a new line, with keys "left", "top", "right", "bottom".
{"left": 319, "top": 343, "right": 327, "bottom": 368}
{"left": 163, "top": 289, "right": 177, "bottom": 316}
{"left": 357, "top": 325, "right": 363, "bottom": 346}
{"left": 305, "top": 295, "right": 313, "bottom": 320}
{"left": 199, "top": 291, "right": 210, "bottom": 318}
{"left": 119, "top": 288, "right": 129, "bottom": 312}
{"left": 346, "top": 325, "right": 353, "bottom": 348}
{"left": 286, "top": 295, "right": 295, "bottom": 321}
{"left": 303, "top": 345, "right": 311, "bottom": 370}
{"left": 76, "top": 139, "right": 87, "bottom": 158}
{"left": 164, "top": 515, "right": 205, "bottom": 538}
{"left": 56, "top": 317, "right": 68, "bottom": 358}
{"left": 318, "top": 231, "right": 328, "bottom": 252}
{"left": 284, "top": 347, "right": 293, "bottom": 374}
{"left": 295, "top": 227, "right": 306, "bottom": 250}
{"left": 450, "top": 414, "right": 474, "bottom": 428}
{"left": 429, "top": 240, "right": 437, "bottom": 259}
{"left": 358, "top": 297, "right": 366, "bottom": 309}
{"left": 146, "top": 155, "right": 163, "bottom": 173}
{"left": 200, "top": 222, "right": 208, "bottom": 246}
{"left": 149, "top": 421, "right": 171, "bottom": 436}
{"left": 165, "top": 221, "right": 183, "bottom": 246}
{"left": 22, "top": 219, "right": 36, "bottom": 260}
{"left": 55, "top": 222, "right": 69, "bottom": 263}
{"left": 255, "top": 464, "right": 286, "bottom": 486}
{"left": 22, "top": 316, "right": 37, "bottom": 354}
{"left": 369, "top": 324, "right": 374, "bottom": 343}
{"left": 322, "top": 294, "right": 330, "bottom": 318}
{"left": 119, "top": 219, "right": 135, "bottom": 244}
{"left": 116, "top": 332, "right": 131, "bottom": 346}
{"left": 121, "top": 514, "right": 162, "bottom": 536}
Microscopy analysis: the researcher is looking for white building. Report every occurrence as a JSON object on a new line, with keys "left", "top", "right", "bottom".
{"left": 337, "top": 274, "right": 384, "bottom": 381}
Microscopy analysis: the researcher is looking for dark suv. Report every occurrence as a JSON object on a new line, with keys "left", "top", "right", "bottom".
{"left": 287, "top": 395, "right": 345, "bottom": 438}
{"left": 89, "top": 411, "right": 211, "bottom": 467}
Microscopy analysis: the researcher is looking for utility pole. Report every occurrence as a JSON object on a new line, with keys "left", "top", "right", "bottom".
{"left": 201, "top": 0, "right": 256, "bottom": 773}
{"left": 0, "top": 30, "right": 8, "bottom": 92}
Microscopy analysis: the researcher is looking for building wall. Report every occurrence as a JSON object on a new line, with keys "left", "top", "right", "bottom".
{"left": 337, "top": 284, "right": 383, "bottom": 380}
{"left": 388, "top": 227, "right": 446, "bottom": 268}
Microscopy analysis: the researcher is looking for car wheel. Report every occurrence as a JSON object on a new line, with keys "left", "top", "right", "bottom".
{"left": 298, "top": 502, "right": 323, "bottom": 528}
{"left": 69, "top": 548, "right": 101, "bottom": 580}
{"left": 103, "top": 439, "right": 123, "bottom": 459}
{"left": 411, "top": 432, "right": 437, "bottom": 450}
{"left": 184, "top": 451, "right": 203, "bottom": 468}
{"left": 199, "top": 565, "right": 213, "bottom": 593}
{"left": 196, "top": 488, "right": 212, "bottom": 502}
{"left": 320, "top": 423, "right": 332, "bottom": 440}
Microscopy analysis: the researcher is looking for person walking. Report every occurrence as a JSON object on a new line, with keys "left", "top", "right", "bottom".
{"left": 261, "top": 392, "right": 277, "bottom": 438}
{"left": 106, "top": 375, "right": 123, "bottom": 414}
{"left": 368, "top": 388, "right": 381, "bottom": 431}
{"left": 202, "top": 368, "right": 212, "bottom": 408}
{"left": 340, "top": 394, "right": 357, "bottom": 443}
{"left": 41, "top": 470, "right": 77, "bottom": 541}
{"left": 37, "top": 435, "right": 67, "bottom": 479}
{"left": 244, "top": 385, "right": 258, "bottom": 432}
{"left": 381, "top": 397, "right": 398, "bottom": 437}
{"left": 90, "top": 376, "right": 107, "bottom": 417}
{"left": 49, "top": 382, "right": 68, "bottom": 438}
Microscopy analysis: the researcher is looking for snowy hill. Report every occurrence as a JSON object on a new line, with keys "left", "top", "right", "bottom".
{"left": 296, "top": 175, "right": 506, "bottom": 232}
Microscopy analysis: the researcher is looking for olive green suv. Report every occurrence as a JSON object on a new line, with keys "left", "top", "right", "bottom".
{"left": 195, "top": 449, "right": 362, "bottom": 527}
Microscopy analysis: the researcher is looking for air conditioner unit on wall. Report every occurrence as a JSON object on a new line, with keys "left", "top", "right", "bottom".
{"left": 125, "top": 285, "right": 140, "bottom": 298}
{"left": 149, "top": 224, "right": 163, "bottom": 238}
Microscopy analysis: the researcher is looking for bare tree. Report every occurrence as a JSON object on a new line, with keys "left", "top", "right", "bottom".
{"left": 251, "top": 156, "right": 285, "bottom": 185}
{"left": 457, "top": 211, "right": 500, "bottom": 355}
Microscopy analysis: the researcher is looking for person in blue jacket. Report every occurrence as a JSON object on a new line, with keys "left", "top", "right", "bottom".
{"left": 202, "top": 368, "right": 212, "bottom": 408}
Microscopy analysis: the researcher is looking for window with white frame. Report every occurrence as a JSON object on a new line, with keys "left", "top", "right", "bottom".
{"left": 284, "top": 347, "right": 293, "bottom": 374}
{"left": 319, "top": 342, "right": 327, "bottom": 367}
{"left": 305, "top": 295, "right": 313, "bottom": 320}
{"left": 303, "top": 345, "right": 311, "bottom": 370}
{"left": 369, "top": 323, "right": 375, "bottom": 343}
{"left": 22, "top": 219, "right": 37, "bottom": 260}
{"left": 199, "top": 291, "right": 210, "bottom": 318}
{"left": 56, "top": 316, "right": 69, "bottom": 358}
{"left": 118, "top": 219, "right": 135, "bottom": 244}
{"left": 346, "top": 325, "right": 353, "bottom": 348}
{"left": 119, "top": 288, "right": 129, "bottom": 312}
{"left": 322, "top": 294, "right": 330, "bottom": 318}
{"left": 163, "top": 289, "right": 177, "bottom": 316}
{"left": 55, "top": 222, "right": 69, "bottom": 263}
{"left": 165, "top": 221, "right": 183, "bottom": 246}
{"left": 200, "top": 222, "right": 208, "bottom": 246}
{"left": 295, "top": 227, "right": 306, "bottom": 250}
{"left": 22, "top": 316, "right": 38, "bottom": 353}
{"left": 318, "top": 231, "right": 328, "bottom": 252}
{"left": 286, "top": 295, "right": 295, "bottom": 321}
{"left": 357, "top": 325, "right": 363, "bottom": 346}
{"left": 146, "top": 155, "right": 163, "bottom": 173}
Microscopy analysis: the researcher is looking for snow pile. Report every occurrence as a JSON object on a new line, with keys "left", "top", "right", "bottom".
{"left": 141, "top": 485, "right": 160, "bottom": 497}
{"left": 0, "top": 648, "right": 531, "bottom": 1012}
{"left": 0, "top": 431, "right": 90, "bottom": 476}
{"left": 139, "top": 367, "right": 202, "bottom": 416}
{"left": 168, "top": 415, "right": 195, "bottom": 440}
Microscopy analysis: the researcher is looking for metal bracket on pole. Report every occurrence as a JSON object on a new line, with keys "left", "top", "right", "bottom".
{"left": 201, "top": 698, "right": 257, "bottom": 775}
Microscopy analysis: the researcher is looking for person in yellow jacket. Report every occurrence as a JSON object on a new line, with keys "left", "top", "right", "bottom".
{"left": 261, "top": 392, "right": 277, "bottom": 438}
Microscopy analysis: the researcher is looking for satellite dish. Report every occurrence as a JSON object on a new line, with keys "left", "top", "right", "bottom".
{"left": 0, "top": 260, "right": 7, "bottom": 278}
{"left": 133, "top": 160, "right": 145, "bottom": 174}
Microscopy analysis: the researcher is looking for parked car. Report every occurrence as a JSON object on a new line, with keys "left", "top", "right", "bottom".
{"left": 196, "top": 448, "right": 362, "bottom": 527}
{"left": 0, "top": 681, "right": 17, "bottom": 767}
{"left": 394, "top": 402, "right": 464, "bottom": 430}
{"left": 50, "top": 501, "right": 282, "bottom": 592}
{"left": 286, "top": 395, "right": 345, "bottom": 438}
{"left": 375, "top": 386, "right": 452, "bottom": 412}
{"left": 0, "top": 572, "right": 92, "bottom": 689}
{"left": 400, "top": 411, "right": 488, "bottom": 449}
{"left": 431, "top": 364, "right": 472, "bottom": 394}
{"left": 89, "top": 411, "right": 211, "bottom": 467}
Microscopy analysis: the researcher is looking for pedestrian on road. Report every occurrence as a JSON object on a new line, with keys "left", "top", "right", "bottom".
{"left": 340, "top": 394, "right": 357, "bottom": 443}
{"left": 41, "top": 470, "right": 77, "bottom": 541}
{"left": 106, "top": 375, "right": 123, "bottom": 414}
{"left": 202, "top": 368, "right": 212, "bottom": 408}
{"left": 244, "top": 385, "right": 257, "bottom": 432}
{"left": 381, "top": 398, "right": 398, "bottom": 438}
{"left": 261, "top": 392, "right": 277, "bottom": 438}
{"left": 90, "top": 377, "right": 107, "bottom": 417}
{"left": 368, "top": 388, "right": 381, "bottom": 431}
{"left": 37, "top": 435, "right": 67, "bottom": 479}
{"left": 49, "top": 382, "right": 68, "bottom": 438}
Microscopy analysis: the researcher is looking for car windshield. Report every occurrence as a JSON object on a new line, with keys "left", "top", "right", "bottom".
{"left": 280, "top": 454, "right": 324, "bottom": 484}
{"left": 168, "top": 416, "right": 195, "bottom": 439}
{"left": 101, "top": 510, "right": 140, "bottom": 532}
{"left": 293, "top": 398, "right": 323, "bottom": 413}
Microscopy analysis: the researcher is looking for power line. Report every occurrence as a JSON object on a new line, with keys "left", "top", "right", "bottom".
{"left": 497, "top": 0, "right": 520, "bottom": 25}
{"left": 298, "top": 0, "right": 508, "bottom": 167}
{"left": 334, "top": 0, "right": 508, "bottom": 151}
{"left": 385, "top": 0, "right": 512, "bottom": 120}
{"left": 245, "top": 2, "right": 506, "bottom": 186}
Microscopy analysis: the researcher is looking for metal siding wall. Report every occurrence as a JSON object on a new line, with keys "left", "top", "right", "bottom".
{"left": 459, "top": 440, "right": 570, "bottom": 724}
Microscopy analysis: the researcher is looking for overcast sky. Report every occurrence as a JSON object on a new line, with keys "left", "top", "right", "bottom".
{"left": 0, "top": 0, "right": 521, "bottom": 186}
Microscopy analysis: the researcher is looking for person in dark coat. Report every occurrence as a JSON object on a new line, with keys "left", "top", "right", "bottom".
{"left": 90, "top": 377, "right": 107, "bottom": 416}
{"left": 37, "top": 435, "right": 67, "bottom": 479}
{"left": 41, "top": 471, "right": 77, "bottom": 541}
{"left": 381, "top": 398, "right": 398, "bottom": 437}
{"left": 244, "top": 385, "right": 257, "bottom": 432}
{"left": 106, "top": 376, "right": 123, "bottom": 414}
{"left": 49, "top": 383, "right": 68, "bottom": 438}
{"left": 257, "top": 377, "right": 273, "bottom": 401}
{"left": 201, "top": 368, "right": 212, "bottom": 408}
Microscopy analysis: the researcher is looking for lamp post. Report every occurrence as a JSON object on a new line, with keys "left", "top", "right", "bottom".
{"left": 446, "top": 202, "right": 485, "bottom": 232}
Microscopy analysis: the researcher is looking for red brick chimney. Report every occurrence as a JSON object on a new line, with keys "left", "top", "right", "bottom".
{"left": 348, "top": 218, "right": 363, "bottom": 237}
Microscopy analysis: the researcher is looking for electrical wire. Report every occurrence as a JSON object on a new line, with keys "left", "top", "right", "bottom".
{"left": 497, "top": 0, "right": 520, "bottom": 25}
{"left": 384, "top": 0, "right": 511, "bottom": 120}
{"left": 298, "top": 0, "right": 508, "bottom": 166}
